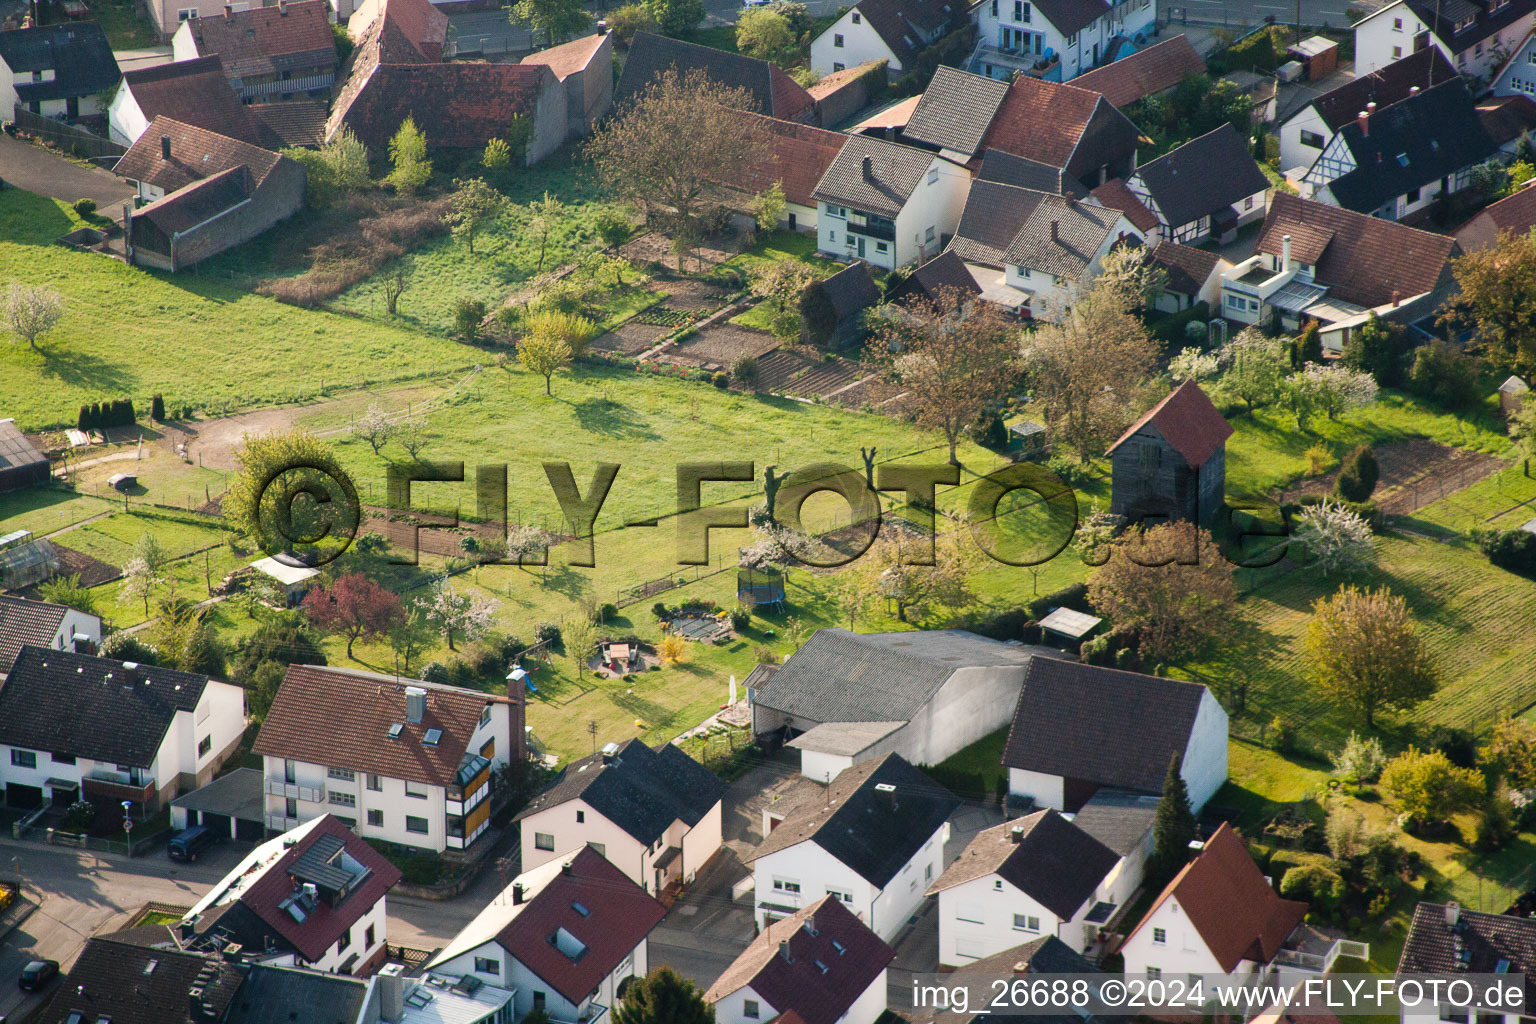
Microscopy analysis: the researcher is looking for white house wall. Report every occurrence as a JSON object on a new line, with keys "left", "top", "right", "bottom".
{"left": 1354, "top": 4, "right": 1440, "bottom": 74}
{"left": 1278, "top": 105, "right": 1331, "bottom": 175}
{"left": 755, "top": 841, "right": 879, "bottom": 934}
{"left": 938, "top": 874, "right": 1076, "bottom": 965}
{"left": 1494, "top": 33, "right": 1536, "bottom": 97}
{"left": 1183, "top": 691, "right": 1229, "bottom": 812}
{"left": 713, "top": 982, "right": 779, "bottom": 1024}
{"left": 1007, "top": 768, "right": 1066, "bottom": 809}
{"left": 521, "top": 799, "right": 649, "bottom": 884}
{"left": 970, "top": 0, "right": 1155, "bottom": 82}
{"left": 107, "top": 87, "right": 150, "bottom": 146}
{"left": 811, "top": 11, "right": 900, "bottom": 74}
{"left": 680, "top": 799, "right": 723, "bottom": 883}
{"left": 1118, "top": 895, "right": 1229, "bottom": 978}
{"left": 902, "top": 666, "right": 1030, "bottom": 767}
{"left": 867, "top": 822, "right": 947, "bottom": 941}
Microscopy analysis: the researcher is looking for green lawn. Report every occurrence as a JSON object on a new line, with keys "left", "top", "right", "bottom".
{"left": 0, "top": 191, "right": 476, "bottom": 431}
{"left": 89, "top": 0, "right": 158, "bottom": 48}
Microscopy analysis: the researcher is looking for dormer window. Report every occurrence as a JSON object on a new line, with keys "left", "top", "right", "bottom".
{"left": 1454, "top": 14, "right": 1475, "bottom": 32}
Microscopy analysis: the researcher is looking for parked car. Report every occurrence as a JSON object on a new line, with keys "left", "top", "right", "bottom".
{"left": 18, "top": 960, "right": 58, "bottom": 991}
{"left": 167, "top": 825, "right": 217, "bottom": 862}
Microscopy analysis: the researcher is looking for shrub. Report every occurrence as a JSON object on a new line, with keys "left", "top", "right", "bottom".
{"left": 731, "top": 354, "right": 759, "bottom": 386}
{"left": 729, "top": 604, "right": 750, "bottom": 631}
{"left": 533, "top": 621, "right": 562, "bottom": 646}
{"left": 1472, "top": 527, "right": 1536, "bottom": 576}
{"left": 606, "top": 2, "right": 657, "bottom": 43}
{"left": 72, "top": 197, "right": 96, "bottom": 217}
{"left": 1026, "top": 582, "right": 1091, "bottom": 620}
{"left": 150, "top": 393, "right": 165, "bottom": 421}
{"left": 1334, "top": 445, "right": 1379, "bottom": 502}
{"left": 969, "top": 411, "right": 1009, "bottom": 450}
{"left": 658, "top": 632, "right": 689, "bottom": 666}
{"left": 1114, "top": 647, "right": 1137, "bottom": 670}
{"left": 62, "top": 799, "right": 95, "bottom": 832}
{"left": 419, "top": 661, "right": 450, "bottom": 684}
{"left": 652, "top": 602, "right": 670, "bottom": 620}
{"left": 598, "top": 602, "right": 618, "bottom": 622}
{"left": 100, "top": 632, "right": 160, "bottom": 665}
{"left": 713, "top": 371, "right": 730, "bottom": 389}
{"left": 1080, "top": 636, "right": 1111, "bottom": 665}
{"left": 1280, "top": 863, "right": 1346, "bottom": 910}
{"left": 453, "top": 298, "right": 488, "bottom": 344}
{"left": 1332, "top": 731, "right": 1388, "bottom": 783}
{"left": 1408, "top": 340, "right": 1481, "bottom": 408}
{"left": 1269, "top": 715, "right": 1299, "bottom": 753}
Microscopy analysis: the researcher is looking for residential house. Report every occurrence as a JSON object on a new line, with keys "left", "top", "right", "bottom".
{"left": 1002, "top": 657, "right": 1228, "bottom": 812}
{"left": 1455, "top": 179, "right": 1536, "bottom": 249}
{"left": 732, "top": 108, "right": 849, "bottom": 233}
{"left": 1107, "top": 379, "right": 1232, "bottom": 528}
{"left": 346, "top": 0, "right": 448, "bottom": 60}
{"left": 252, "top": 664, "right": 522, "bottom": 853}
{"left": 902, "top": 65, "right": 1012, "bottom": 164}
{"left": 975, "top": 75, "right": 1140, "bottom": 191}
{"left": 749, "top": 628, "right": 1046, "bottom": 779}
{"left": 1478, "top": 94, "right": 1536, "bottom": 154}
{"left": 0, "top": 419, "right": 49, "bottom": 494}
{"left": 801, "top": 260, "right": 882, "bottom": 347}
{"left": 0, "top": 646, "right": 246, "bottom": 813}
{"left": 170, "top": 0, "right": 338, "bottom": 102}
{"left": 0, "top": 593, "right": 102, "bottom": 671}
{"left": 1120, "top": 823, "right": 1363, "bottom": 985}
{"left": 1491, "top": 26, "right": 1536, "bottom": 98}
{"left": 1220, "top": 193, "right": 1459, "bottom": 350}
{"left": 1301, "top": 78, "right": 1498, "bottom": 221}
{"left": 1125, "top": 124, "right": 1269, "bottom": 243}
{"left": 928, "top": 809, "right": 1124, "bottom": 964}
{"left": 0, "top": 21, "right": 118, "bottom": 121}
{"left": 618, "top": 32, "right": 815, "bottom": 122}
{"left": 812, "top": 135, "right": 972, "bottom": 269}
{"left": 1087, "top": 176, "right": 1158, "bottom": 233}
{"left": 115, "top": 117, "right": 306, "bottom": 271}
{"left": 886, "top": 247, "right": 983, "bottom": 304}
{"left": 747, "top": 753, "right": 958, "bottom": 941}
{"left": 179, "top": 814, "right": 402, "bottom": 974}
{"left": 948, "top": 178, "right": 1142, "bottom": 316}
{"left": 967, "top": 0, "right": 1157, "bottom": 84}
{"left": 520, "top": 31, "right": 613, "bottom": 135}
{"left": 1353, "top": 0, "right": 1536, "bottom": 81}
{"left": 704, "top": 896, "right": 895, "bottom": 1024}
{"left": 1279, "top": 48, "right": 1455, "bottom": 173}
{"left": 906, "top": 936, "right": 1101, "bottom": 1024}
{"left": 1070, "top": 33, "right": 1205, "bottom": 108}
{"left": 811, "top": 0, "right": 959, "bottom": 77}
{"left": 36, "top": 935, "right": 246, "bottom": 1024}
{"left": 108, "top": 55, "right": 262, "bottom": 146}
{"left": 514, "top": 737, "right": 726, "bottom": 895}
{"left": 427, "top": 845, "right": 665, "bottom": 1022}
{"left": 1149, "top": 240, "right": 1228, "bottom": 312}
{"left": 1397, "top": 902, "right": 1536, "bottom": 1024}
{"left": 327, "top": 15, "right": 567, "bottom": 159}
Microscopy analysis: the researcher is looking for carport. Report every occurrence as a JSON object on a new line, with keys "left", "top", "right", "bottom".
{"left": 170, "top": 767, "right": 266, "bottom": 840}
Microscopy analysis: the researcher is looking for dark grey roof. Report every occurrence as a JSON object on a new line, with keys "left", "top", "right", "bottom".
{"left": 977, "top": 148, "right": 1081, "bottom": 196}
{"left": 930, "top": 810, "right": 1119, "bottom": 920}
{"left": 1323, "top": 78, "right": 1497, "bottom": 214}
{"left": 951, "top": 179, "right": 1043, "bottom": 267}
{"left": 615, "top": 31, "right": 813, "bottom": 120}
{"left": 920, "top": 937, "right": 1100, "bottom": 1024}
{"left": 749, "top": 753, "right": 959, "bottom": 888}
{"left": 1395, "top": 0, "right": 1536, "bottom": 55}
{"left": 0, "top": 22, "right": 119, "bottom": 103}
{"left": 751, "top": 628, "right": 1039, "bottom": 724}
{"left": 38, "top": 937, "right": 244, "bottom": 1024}
{"left": 171, "top": 767, "right": 266, "bottom": 822}
{"left": 903, "top": 66, "right": 1010, "bottom": 157}
{"left": 0, "top": 419, "right": 47, "bottom": 473}
{"left": 851, "top": 0, "right": 958, "bottom": 66}
{"left": 1069, "top": 788, "right": 1159, "bottom": 856}
{"left": 1001, "top": 658, "right": 1209, "bottom": 795}
{"left": 0, "top": 594, "right": 68, "bottom": 671}
{"left": 224, "top": 964, "right": 368, "bottom": 1024}
{"left": 1398, "top": 903, "right": 1536, "bottom": 1005}
{"left": 249, "top": 100, "right": 329, "bottom": 149}
{"left": 890, "top": 248, "right": 982, "bottom": 304}
{"left": 812, "top": 135, "right": 940, "bottom": 219}
{"left": 1002, "top": 191, "right": 1124, "bottom": 278}
{"left": 1130, "top": 124, "right": 1270, "bottom": 229}
{"left": 815, "top": 261, "right": 883, "bottom": 320}
{"left": 0, "top": 646, "right": 209, "bottom": 769}
{"left": 515, "top": 738, "right": 727, "bottom": 847}
{"left": 1032, "top": 0, "right": 1111, "bottom": 37}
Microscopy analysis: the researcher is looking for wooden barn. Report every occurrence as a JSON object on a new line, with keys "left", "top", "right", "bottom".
{"left": 1107, "top": 380, "right": 1232, "bottom": 528}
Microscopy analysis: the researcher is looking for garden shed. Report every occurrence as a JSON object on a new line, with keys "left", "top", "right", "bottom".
{"left": 1038, "top": 607, "right": 1102, "bottom": 650}
{"left": 249, "top": 556, "right": 320, "bottom": 606}
{"left": 1499, "top": 375, "right": 1529, "bottom": 417}
{"left": 0, "top": 419, "right": 48, "bottom": 493}
{"left": 801, "top": 261, "right": 881, "bottom": 349}
{"left": 0, "top": 531, "right": 61, "bottom": 590}
{"left": 1107, "top": 380, "right": 1231, "bottom": 528}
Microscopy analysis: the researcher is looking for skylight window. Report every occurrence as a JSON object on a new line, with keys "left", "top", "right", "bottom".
{"left": 1395, "top": 153, "right": 1410, "bottom": 167}
{"left": 815, "top": 959, "right": 829, "bottom": 974}
{"left": 388, "top": 723, "right": 403, "bottom": 739}
{"left": 572, "top": 901, "right": 591, "bottom": 917}
{"left": 552, "top": 927, "right": 588, "bottom": 962}
{"left": 423, "top": 728, "right": 443, "bottom": 747}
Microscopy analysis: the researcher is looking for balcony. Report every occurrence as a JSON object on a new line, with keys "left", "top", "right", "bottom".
{"left": 846, "top": 217, "right": 895, "bottom": 243}
{"left": 266, "top": 813, "right": 302, "bottom": 832}
{"left": 1272, "top": 938, "right": 1369, "bottom": 974}
{"left": 968, "top": 39, "right": 1059, "bottom": 80}
{"left": 82, "top": 770, "right": 155, "bottom": 804}
{"left": 236, "top": 72, "right": 334, "bottom": 99}
{"left": 264, "top": 778, "right": 324, "bottom": 803}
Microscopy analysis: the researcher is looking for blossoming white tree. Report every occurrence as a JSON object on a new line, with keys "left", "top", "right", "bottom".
{"left": 1292, "top": 499, "right": 1375, "bottom": 576}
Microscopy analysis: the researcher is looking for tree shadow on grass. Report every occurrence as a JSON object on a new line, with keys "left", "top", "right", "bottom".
{"left": 37, "top": 347, "right": 134, "bottom": 394}
{"left": 0, "top": 188, "right": 74, "bottom": 244}
{"left": 567, "top": 396, "right": 661, "bottom": 441}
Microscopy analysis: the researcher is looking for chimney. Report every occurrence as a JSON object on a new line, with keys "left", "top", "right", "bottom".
{"left": 1050, "top": 218, "right": 1059, "bottom": 243}
{"left": 1358, "top": 109, "right": 1369, "bottom": 136}
{"left": 1410, "top": 84, "right": 1420, "bottom": 95}
{"left": 1282, "top": 233, "right": 1292, "bottom": 271}
{"left": 405, "top": 686, "right": 427, "bottom": 723}
{"left": 861, "top": 154, "right": 873, "bottom": 181}
{"left": 874, "top": 781, "right": 897, "bottom": 811}
{"left": 1010, "top": 825, "right": 1025, "bottom": 844}
{"left": 222, "top": 3, "right": 230, "bottom": 17}
{"left": 595, "top": 18, "right": 607, "bottom": 33}
{"left": 188, "top": 987, "right": 204, "bottom": 1022}
{"left": 512, "top": 882, "right": 525, "bottom": 905}
{"left": 778, "top": 939, "right": 793, "bottom": 964}
{"left": 561, "top": 859, "right": 573, "bottom": 876}
{"left": 278, "top": 0, "right": 287, "bottom": 12}
{"left": 1445, "top": 902, "right": 1461, "bottom": 928}
{"left": 600, "top": 740, "right": 620, "bottom": 765}
{"left": 160, "top": 134, "right": 171, "bottom": 160}
{"left": 1392, "top": 289, "right": 1401, "bottom": 308}
{"left": 378, "top": 964, "right": 407, "bottom": 1024}
{"left": 1367, "top": 101, "right": 1377, "bottom": 116}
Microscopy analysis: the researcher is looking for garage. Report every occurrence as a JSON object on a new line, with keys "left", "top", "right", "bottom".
{"left": 5, "top": 783, "right": 43, "bottom": 810}
{"left": 170, "top": 768, "right": 266, "bottom": 840}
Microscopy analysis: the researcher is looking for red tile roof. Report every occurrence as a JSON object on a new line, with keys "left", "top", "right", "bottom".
{"left": 1090, "top": 177, "right": 1158, "bottom": 233}
{"left": 1071, "top": 34, "right": 1206, "bottom": 109}
{"left": 1478, "top": 94, "right": 1536, "bottom": 147}
{"left": 1463, "top": 180, "right": 1536, "bottom": 237}
{"left": 520, "top": 32, "right": 607, "bottom": 80}
{"left": 1107, "top": 380, "right": 1232, "bottom": 466}
{"left": 327, "top": 60, "right": 555, "bottom": 151}
{"left": 1257, "top": 193, "right": 1457, "bottom": 309}
{"left": 980, "top": 76, "right": 1102, "bottom": 167}
{"left": 236, "top": 815, "right": 402, "bottom": 964}
{"left": 114, "top": 116, "right": 284, "bottom": 194}
{"left": 703, "top": 896, "right": 895, "bottom": 1024}
{"left": 369, "top": 0, "right": 448, "bottom": 61}
{"left": 497, "top": 846, "right": 666, "bottom": 1005}
{"left": 253, "top": 665, "right": 516, "bottom": 787}
{"left": 731, "top": 108, "right": 848, "bottom": 208}
{"left": 1123, "top": 823, "right": 1306, "bottom": 974}
{"left": 1150, "top": 240, "right": 1223, "bottom": 296}
{"left": 121, "top": 55, "right": 262, "bottom": 145}
{"left": 181, "top": 0, "right": 336, "bottom": 79}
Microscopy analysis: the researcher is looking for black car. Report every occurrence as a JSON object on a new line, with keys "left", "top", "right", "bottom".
{"left": 167, "top": 825, "right": 218, "bottom": 862}
{"left": 18, "top": 959, "right": 58, "bottom": 991}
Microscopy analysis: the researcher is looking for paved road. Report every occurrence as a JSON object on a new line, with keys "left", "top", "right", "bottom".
{"left": 0, "top": 135, "right": 133, "bottom": 212}
{"left": 0, "top": 832, "right": 505, "bottom": 1020}
{"left": 1167, "top": 0, "right": 1390, "bottom": 32}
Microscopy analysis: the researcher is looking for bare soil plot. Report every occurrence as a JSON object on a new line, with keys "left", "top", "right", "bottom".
{"left": 1277, "top": 438, "right": 1507, "bottom": 516}
{"left": 14, "top": 544, "right": 120, "bottom": 594}
{"left": 619, "top": 232, "right": 739, "bottom": 270}
{"left": 655, "top": 322, "right": 780, "bottom": 372}
{"left": 655, "top": 277, "right": 733, "bottom": 312}
{"left": 589, "top": 321, "right": 671, "bottom": 356}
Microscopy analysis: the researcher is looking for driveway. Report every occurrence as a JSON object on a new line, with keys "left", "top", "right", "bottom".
{"left": 0, "top": 135, "right": 134, "bottom": 212}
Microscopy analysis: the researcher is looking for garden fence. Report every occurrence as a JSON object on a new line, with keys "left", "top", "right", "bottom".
{"left": 12, "top": 109, "right": 126, "bottom": 165}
